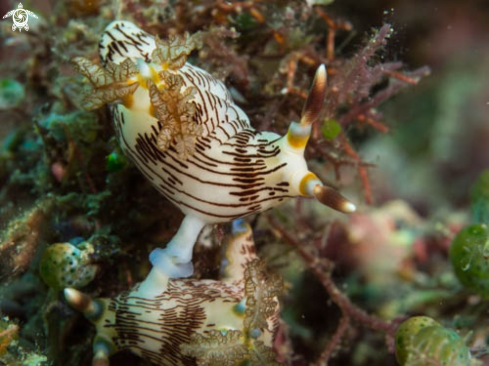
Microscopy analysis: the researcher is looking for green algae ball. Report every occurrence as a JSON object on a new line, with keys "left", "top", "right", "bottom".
{"left": 40, "top": 242, "right": 98, "bottom": 290}
{"left": 396, "top": 317, "right": 471, "bottom": 366}
{"left": 449, "top": 224, "right": 489, "bottom": 296}
{"left": 395, "top": 316, "right": 441, "bottom": 365}
{"left": 406, "top": 326, "right": 471, "bottom": 366}
{"left": 322, "top": 119, "right": 342, "bottom": 140}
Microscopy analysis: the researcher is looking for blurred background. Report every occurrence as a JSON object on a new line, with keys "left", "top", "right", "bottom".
{"left": 0, "top": 0, "right": 488, "bottom": 365}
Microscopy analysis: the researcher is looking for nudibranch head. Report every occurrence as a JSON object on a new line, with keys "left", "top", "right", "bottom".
{"left": 64, "top": 221, "right": 282, "bottom": 366}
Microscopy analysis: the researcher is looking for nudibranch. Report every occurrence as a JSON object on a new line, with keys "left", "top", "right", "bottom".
{"left": 73, "top": 21, "right": 356, "bottom": 281}
{"left": 64, "top": 220, "right": 283, "bottom": 366}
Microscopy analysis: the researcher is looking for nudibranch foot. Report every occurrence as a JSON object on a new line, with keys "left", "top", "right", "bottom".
{"left": 149, "top": 247, "right": 194, "bottom": 278}
{"left": 136, "top": 266, "right": 168, "bottom": 297}
{"left": 148, "top": 214, "right": 206, "bottom": 280}
{"left": 64, "top": 221, "right": 282, "bottom": 366}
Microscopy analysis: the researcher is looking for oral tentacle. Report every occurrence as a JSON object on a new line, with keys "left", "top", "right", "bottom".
{"left": 64, "top": 288, "right": 117, "bottom": 365}
{"left": 296, "top": 171, "right": 356, "bottom": 213}
{"left": 313, "top": 184, "right": 357, "bottom": 213}
{"left": 64, "top": 288, "right": 104, "bottom": 321}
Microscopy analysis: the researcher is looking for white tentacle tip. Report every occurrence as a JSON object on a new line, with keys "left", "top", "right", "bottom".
{"left": 312, "top": 184, "right": 357, "bottom": 214}
{"left": 317, "top": 64, "right": 327, "bottom": 82}
{"left": 64, "top": 288, "right": 81, "bottom": 306}
{"left": 342, "top": 201, "right": 357, "bottom": 213}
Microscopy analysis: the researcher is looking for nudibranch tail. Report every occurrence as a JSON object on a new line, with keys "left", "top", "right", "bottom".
{"left": 99, "top": 21, "right": 156, "bottom": 65}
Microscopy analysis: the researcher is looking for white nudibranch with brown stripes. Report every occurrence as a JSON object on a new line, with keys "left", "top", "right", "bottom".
{"left": 65, "top": 220, "right": 283, "bottom": 366}
{"left": 72, "top": 21, "right": 356, "bottom": 287}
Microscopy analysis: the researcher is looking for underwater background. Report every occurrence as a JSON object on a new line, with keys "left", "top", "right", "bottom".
{"left": 1, "top": 0, "right": 489, "bottom": 365}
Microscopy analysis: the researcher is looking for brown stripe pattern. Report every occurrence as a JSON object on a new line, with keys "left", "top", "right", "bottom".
{"left": 105, "top": 280, "right": 243, "bottom": 366}
{"left": 89, "top": 221, "right": 279, "bottom": 366}
{"left": 102, "top": 22, "right": 293, "bottom": 223}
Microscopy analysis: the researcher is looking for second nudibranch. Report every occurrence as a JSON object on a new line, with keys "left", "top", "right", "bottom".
{"left": 64, "top": 220, "right": 282, "bottom": 366}
{"left": 74, "top": 21, "right": 356, "bottom": 283}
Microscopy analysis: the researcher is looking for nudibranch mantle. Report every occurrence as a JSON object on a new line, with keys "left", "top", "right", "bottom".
{"left": 65, "top": 221, "right": 282, "bottom": 366}
{"left": 75, "top": 20, "right": 355, "bottom": 281}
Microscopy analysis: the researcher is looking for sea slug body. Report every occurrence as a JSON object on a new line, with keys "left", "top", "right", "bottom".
{"left": 73, "top": 20, "right": 356, "bottom": 283}
{"left": 65, "top": 220, "right": 283, "bottom": 366}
